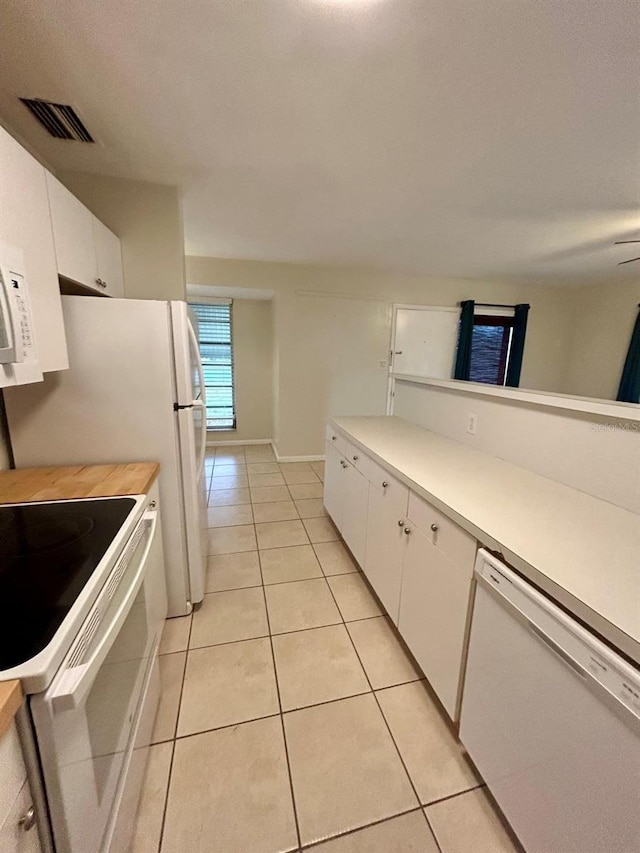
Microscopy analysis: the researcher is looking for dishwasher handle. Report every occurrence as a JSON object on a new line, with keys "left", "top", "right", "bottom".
{"left": 527, "top": 620, "right": 587, "bottom": 681}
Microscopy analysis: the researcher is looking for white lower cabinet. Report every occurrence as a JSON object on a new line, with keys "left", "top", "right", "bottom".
{"left": 398, "top": 523, "right": 474, "bottom": 719}
{"left": 0, "top": 724, "right": 42, "bottom": 853}
{"left": 342, "top": 463, "right": 369, "bottom": 566}
{"left": 323, "top": 423, "right": 478, "bottom": 721}
{"left": 363, "top": 470, "right": 408, "bottom": 624}
{"left": 323, "top": 441, "right": 347, "bottom": 529}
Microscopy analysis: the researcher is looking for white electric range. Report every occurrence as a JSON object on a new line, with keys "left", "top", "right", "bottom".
{"left": 0, "top": 494, "right": 167, "bottom": 853}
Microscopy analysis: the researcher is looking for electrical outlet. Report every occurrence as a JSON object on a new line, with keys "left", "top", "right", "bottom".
{"left": 467, "top": 413, "right": 478, "bottom": 435}
{"left": 377, "top": 359, "right": 388, "bottom": 369}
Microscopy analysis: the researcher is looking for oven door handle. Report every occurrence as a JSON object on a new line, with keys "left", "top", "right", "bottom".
{"left": 48, "top": 510, "right": 158, "bottom": 714}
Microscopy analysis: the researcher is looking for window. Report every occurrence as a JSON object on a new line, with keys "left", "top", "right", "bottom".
{"left": 468, "top": 315, "right": 514, "bottom": 386}
{"left": 189, "top": 302, "right": 236, "bottom": 430}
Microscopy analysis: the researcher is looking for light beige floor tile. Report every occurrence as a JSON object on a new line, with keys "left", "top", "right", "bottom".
{"left": 284, "top": 694, "right": 418, "bottom": 846}
{"left": 256, "top": 519, "right": 310, "bottom": 550}
{"left": 251, "top": 485, "right": 292, "bottom": 503}
{"left": 162, "top": 717, "right": 297, "bottom": 853}
{"left": 253, "top": 500, "right": 299, "bottom": 523}
{"left": 212, "top": 461, "right": 247, "bottom": 475}
{"left": 190, "top": 588, "right": 269, "bottom": 648}
{"left": 207, "top": 524, "right": 257, "bottom": 555}
{"left": 260, "top": 544, "right": 323, "bottom": 585}
{"left": 151, "top": 652, "right": 186, "bottom": 743}
{"left": 265, "top": 578, "right": 342, "bottom": 634}
{"left": 294, "top": 498, "right": 327, "bottom": 519}
{"left": 314, "top": 541, "right": 359, "bottom": 575}
{"left": 248, "top": 471, "right": 286, "bottom": 487}
{"left": 247, "top": 462, "right": 281, "bottom": 474}
{"left": 328, "top": 573, "right": 383, "bottom": 621}
{"left": 178, "top": 638, "right": 279, "bottom": 736}
{"left": 244, "top": 446, "right": 276, "bottom": 462}
{"left": 303, "top": 516, "right": 340, "bottom": 543}
{"left": 130, "top": 742, "right": 173, "bottom": 853}
{"left": 283, "top": 470, "right": 321, "bottom": 485}
{"left": 309, "top": 810, "right": 439, "bottom": 852}
{"left": 425, "top": 788, "right": 519, "bottom": 853}
{"left": 214, "top": 447, "right": 246, "bottom": 461}
{"left": 279, "top": 462, "right": 313, "bottom": 473}
{"left": 206, "top": 551, "right": 262, "bottom": 592}
{"left": 311, "top": 460, "right": 325, "bottom": 480}
{"left": 377, "top": 682, "right": 479, "bottom": 804}
{"left": 273, "top": 624, "right": 370, "bottom": 711}
{"left": 347, "top": 617, "right": 422, "bottom": 689}
{"left": 210, "top": 473, "right": 249, "bottom": 490}
{"left": 207, "top": 503, "right": 253, "bottom": 528}
{"left": 159, "top": 614, "right": 192, "bottom": 655}
{"left": 288, "top": 482, "right": 324, "bottom": 500}
{"left": 207, "top": 488, "right": 251, "bottom": 507}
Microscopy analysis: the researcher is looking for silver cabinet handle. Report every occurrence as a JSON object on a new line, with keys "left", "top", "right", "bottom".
{"left": 331, "top": 435, "right": 337, "bottom": 441}
{"left": 404, "top": 527, "right": 412, "bottom": 535}
{"left": 95, "top": 278, "right": 107, "bottom": 289}
{"left": 353, "top": 455, "right": 358, "bottom": 461}
{"left": 398, "top": 520, "right": 405, "bottom": 527}
{"left": 19, "top": 806, "right": 36, "bottom": 832}
{"left": 149, "top": 499, "right": 157, "bottom": 508}
{"left": 382, "top": 481, "right": 388, "bottom": 488}
{"left": 430, "top": 523, "right": 439, "bottom": 532}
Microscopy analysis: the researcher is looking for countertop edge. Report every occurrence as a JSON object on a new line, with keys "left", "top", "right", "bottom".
{"left": 329, "top": 416, "right": 640, "bottom": 666}
{"left": 0, "top": 680, "right": 22, "bottom": 738}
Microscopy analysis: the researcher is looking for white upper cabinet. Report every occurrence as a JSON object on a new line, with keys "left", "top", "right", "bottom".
{"left": 92, "top": 217, "right": 124, "bottom": 297}
{"left": 0, "top": 126, "right": 68, "bottom": 373}
{"left": 46, "top": 172, "right": 124, "bottom": 298}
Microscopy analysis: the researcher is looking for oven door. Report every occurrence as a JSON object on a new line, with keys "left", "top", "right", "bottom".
{"left": 30, "top": 508, "right": 164, "bottom": 853}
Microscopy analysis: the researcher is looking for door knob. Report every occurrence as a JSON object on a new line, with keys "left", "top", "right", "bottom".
{"left": 382, "top": 481, "right": 388, "bottom": 488}
{"left": 404, "top": 527, "right": 412, "bottom": 535}
{"left": 430, "top": 523, "right": 439, "bottom": 532}
{"left": 398, "top": 520, "right": 405, "bottom": 527}
{"left": 353, "top": 455, "right": 358, "bottom": 461}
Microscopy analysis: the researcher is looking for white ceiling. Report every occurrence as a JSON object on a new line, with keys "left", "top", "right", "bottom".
{"left": 0, "top": 0, "right": 638, "bottom": 284}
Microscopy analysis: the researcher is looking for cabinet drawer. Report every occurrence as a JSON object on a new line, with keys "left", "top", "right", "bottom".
{"left": 325, "top": 425, "right": 348, "bottom": 456}
{"left": 0, "top": 780, "right": 41, "bottom": 853}
{"left": 342, "top": 440, "right": 370, "bottom": 480}
{"left": 407, "top": 492, "right": 476, "bottom": 570}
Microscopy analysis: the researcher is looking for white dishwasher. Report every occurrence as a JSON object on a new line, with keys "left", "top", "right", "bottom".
{"left": 460, "top": 549, "right": 640, "bottom": 853}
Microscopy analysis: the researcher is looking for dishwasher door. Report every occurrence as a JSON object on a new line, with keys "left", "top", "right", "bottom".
{"left": 459, "top": 550, "right": 640, "bottom": 853}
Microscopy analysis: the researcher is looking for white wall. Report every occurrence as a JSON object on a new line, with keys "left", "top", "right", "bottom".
{"left": 207, "top": 299, "right": 274, "bottom": 444}
{"left": 560, "top": 279, "right": 640, "bottom": 400}
{"left": 393, "top": 379, "right": 640, "bottom": 513}
{"left": 59, "top": 171, "right": 186, "bottom": 301}
{"left": 187, "top": 255, "right": 570, "bottom": 457}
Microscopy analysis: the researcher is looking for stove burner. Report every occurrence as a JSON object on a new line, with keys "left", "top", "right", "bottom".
{"left": 0, "top": 515, "right": 95, "bottom": 557}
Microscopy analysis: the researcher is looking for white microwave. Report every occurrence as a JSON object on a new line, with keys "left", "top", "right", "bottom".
{"left": 0, "top": 241, "right": 42, "bottom": 387}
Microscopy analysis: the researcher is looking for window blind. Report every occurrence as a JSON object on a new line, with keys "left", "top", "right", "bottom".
{"left": 190, "top": 302, "right": 236, "bottom": 430}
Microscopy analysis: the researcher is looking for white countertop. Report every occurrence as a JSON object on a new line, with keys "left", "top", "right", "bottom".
{"left": 331, "top": 416, "right": 640, "bottom": 665}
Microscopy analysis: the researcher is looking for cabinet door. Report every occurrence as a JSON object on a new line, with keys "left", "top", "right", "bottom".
{"left": 363, "top": 472, "right": 408, "bottom": 624}
{"left": 399, "top": 523, "right": 473, "bottom": 720}
{"left": 46, "top": 172, "right": 98, "bottom": 289}
{"left": 342, "top": 464, "right": 369, "bottom": 566}
{"left": 323, "top": 442, "right": 346, "bottom": 531}
{"left": 93, "top": 217, "right": 124, "bottom": 297}
{"left": 0, "top": 128, "right": 68, "bottom": 373}
{"left": 0, "top": 782, "right": 42, "bottom": 853}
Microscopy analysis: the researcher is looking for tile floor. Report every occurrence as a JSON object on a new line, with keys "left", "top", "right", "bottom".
{"left": 131, "top": 444, "right": 521, "bottom": 853}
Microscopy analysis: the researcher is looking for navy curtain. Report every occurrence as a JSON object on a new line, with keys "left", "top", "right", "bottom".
{"left": 616, "top": 305, "right": 640, "bottom": 404}
{"left": 454, "top": 300, "right": 475, "bottom": 380}
{"left": 505, "top": 303, "right": 530, "bottom": 387}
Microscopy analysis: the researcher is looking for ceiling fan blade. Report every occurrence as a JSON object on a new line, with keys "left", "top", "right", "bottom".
{"left": 614, "top": 240, "right": 640, "bottom": 244}
{"left": 618, "top": 257, "right": 640, "bottom": 265}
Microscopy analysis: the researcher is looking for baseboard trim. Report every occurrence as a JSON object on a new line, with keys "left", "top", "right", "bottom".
{"left": 206, "top": 438, "right": 272, "bottom": 447}
{"left": 272, "top": 449, "right": 325, "bottom": 464}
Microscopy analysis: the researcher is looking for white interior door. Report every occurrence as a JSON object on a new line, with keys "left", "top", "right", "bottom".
{"left": 391, "top": 306, "right": 459, "bottom": 378}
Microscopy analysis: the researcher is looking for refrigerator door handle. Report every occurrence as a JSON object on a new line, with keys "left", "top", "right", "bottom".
{"left": 193, "top": 399, "right": 207, "bottom": 479}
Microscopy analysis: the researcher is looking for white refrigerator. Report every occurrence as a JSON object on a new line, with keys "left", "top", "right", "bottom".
{"left": 4, "top": 295, "right": 208, "bottom": 617}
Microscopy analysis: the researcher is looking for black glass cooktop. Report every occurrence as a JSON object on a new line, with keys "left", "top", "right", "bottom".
{"left": 0, "top": 498, "right": 137, "bottom": 670}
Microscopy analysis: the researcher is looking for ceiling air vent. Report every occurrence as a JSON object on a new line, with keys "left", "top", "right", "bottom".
{"left": 19, "top": 98, "right": 94, "bottom": 142}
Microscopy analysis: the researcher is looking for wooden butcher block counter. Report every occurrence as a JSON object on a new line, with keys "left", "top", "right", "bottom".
{"left": 0, "top": 462, "right": 159, "bottom": 504}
